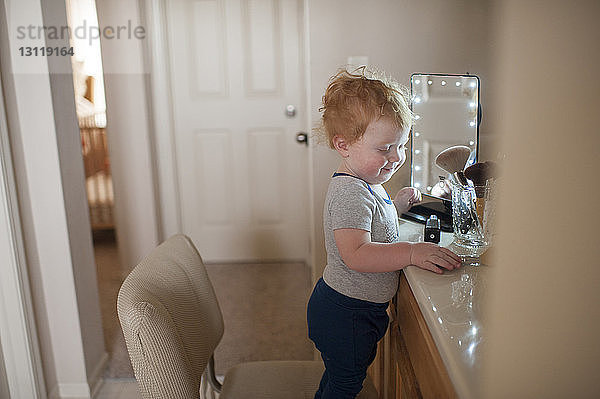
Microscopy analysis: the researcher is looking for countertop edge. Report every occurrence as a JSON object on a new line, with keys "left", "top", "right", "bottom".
{"left": 403, "top": 266, "right": 476, "bottom": 399}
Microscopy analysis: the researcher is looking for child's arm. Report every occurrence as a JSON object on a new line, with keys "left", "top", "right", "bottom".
{"left": 334, "top": 228, "right": 461, "bottom": 274}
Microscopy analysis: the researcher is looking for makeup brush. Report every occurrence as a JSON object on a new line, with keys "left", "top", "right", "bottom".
{"left": 465, "top": 161, "right": 499, "bottom": 196}
{"left": 464, "top": 161, "right": 498, "bottom": 185}
{"left": 436, "top": 145, "right": 481, "bottom": 235}
{"left": 464, "top": 161, "right": 493, "bottom": 223}
{"left": 435, "top": 145, "right": 472, "bottom": 185}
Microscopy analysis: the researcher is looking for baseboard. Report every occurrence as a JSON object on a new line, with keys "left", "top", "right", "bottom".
{"left": 89, "top": 352, "right": 109, "bottom": 398}
{"left": 47, "top": 352, "right": 108, "bottom": 399}
{"left": 48, "top": 383, "right": 92, "bottom": 399}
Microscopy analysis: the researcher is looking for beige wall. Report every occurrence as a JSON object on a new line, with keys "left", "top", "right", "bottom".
{"left": 0, "top": 0, "right": 107, "bottom": 396}
{"left": 42, "top": 0, "right": 107, "bottom": 384}
{"left": 1, "top": 0, "right": 159, "bottom": 395}
{"left": 96, "top": 0, "right": 160, "bottom": 271}
{"left": 307, "top": 0, "right": 494, "bottom": 280}
{"left": 482, "top": 1, "right": 600, "bottom": 397}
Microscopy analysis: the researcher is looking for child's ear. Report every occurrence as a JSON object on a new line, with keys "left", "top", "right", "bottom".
{"left": 332, "top": 135, "right": 350, "bottom": 157}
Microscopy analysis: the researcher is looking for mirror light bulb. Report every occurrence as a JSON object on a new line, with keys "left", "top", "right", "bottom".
{"left": 469, "top": 102, "right": 476, "bottom": 108}
{"left": 469, "top": 81, "right": 476, "bottom": 88}
{"left": 415, "top": 115, "right": 421, "bottom": 120}
{"left": 441, "top": 80, "right": 447, "bottom": 86}
{"left": 469, "top": 140, "right": 475, "bottom": 146}
{"left": 469, "top": 121, "right": 476, "bottom": 127}
{"left": 415, "top": 166, "right": 421, "bottom": 171}
{"left": 414, "top": 182, "right": 421, "bottom": 188}
{"left": 427, "top": 186, "right": 432, "bottom": 192}
{"left": 455, "top": 81, "right": 461, "bottom": 87}
{"left": 415, "top": 79, "right": 421, "bottom": 84}
{"left": 414, "top": 97, "right": 422, "bottom": 104}
{"left": 414, "top": 132, "right": 420, "bottom": 137}
{"left": 427, "top": 80, "right": 433, "bottom": 85}
{"left": 415, "top": 149, "right": 421, "bottom": 154}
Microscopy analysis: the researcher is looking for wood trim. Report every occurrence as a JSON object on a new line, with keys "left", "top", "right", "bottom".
{"left": 392, "top": 321, "right": 422, "bottom": 399}
{"left": 369, "top": 338, "right": 384, "bottom": 397}
{"left": 396, "top": 273, "right": 458, "bottom": 399}
{"left": 368, "top": 304, "right": 397, "bottom": 398}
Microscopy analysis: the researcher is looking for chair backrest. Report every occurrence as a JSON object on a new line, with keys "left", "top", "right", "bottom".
{"left": 117, "top": 234, "right": 224, "bottom": 398}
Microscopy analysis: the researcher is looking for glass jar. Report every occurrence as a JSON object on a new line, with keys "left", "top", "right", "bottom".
{"left": 451, "top": 179, "right": 494, "bottom": 251}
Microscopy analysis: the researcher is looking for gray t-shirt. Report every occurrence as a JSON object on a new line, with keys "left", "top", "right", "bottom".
{"left": 322, "top": 174, "right": 401, "bottom": 303}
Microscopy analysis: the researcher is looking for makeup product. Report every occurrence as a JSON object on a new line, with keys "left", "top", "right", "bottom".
{"left": 464, "top": 161, "right": 498, "bottom": 195}
{"left": 435, "top": 145, "right": 481, "bottom": 234}
{"left": 434, "top": 145, "right": 471, "bottom": 185}
{"left": 424, "top": 214, "right": 441, "bottom": 243}
{"left": 450, "top": 180, "right": 488, "bottom": 248}
{"left": 464, "top": 161, "right": 499, "bottom": 222}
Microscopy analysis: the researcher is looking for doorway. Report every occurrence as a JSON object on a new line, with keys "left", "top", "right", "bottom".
{"left": 66, "top": 0, "right": 132, "bottom": 378}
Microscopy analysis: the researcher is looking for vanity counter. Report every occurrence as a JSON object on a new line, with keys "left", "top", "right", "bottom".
{"left": 399, "top": 218, "right": 486, "bottom": 399}
{"left": 368, "top": 218, "right": 487, "bottom": 398}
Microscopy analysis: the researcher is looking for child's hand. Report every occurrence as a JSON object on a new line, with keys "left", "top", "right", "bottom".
{"left": 410, "top": 243, "right": 461, "bottom": 274}
{"left": 394, "top": 187, "right": 422, "bottom": 215}
{"left": 430, "top": 179, "right": 452, "bottom": 199}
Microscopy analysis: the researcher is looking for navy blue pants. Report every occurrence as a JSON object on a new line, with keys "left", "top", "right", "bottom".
{"left": 307, "top": 278, "right": 389, "bottom": 399}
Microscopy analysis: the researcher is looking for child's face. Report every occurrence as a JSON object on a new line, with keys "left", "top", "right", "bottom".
{"left": 336, "top": 117, "right": 410, "bottom": 185}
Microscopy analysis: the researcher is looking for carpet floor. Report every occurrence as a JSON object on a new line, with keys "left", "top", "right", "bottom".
{"left": 93, "top": 231, "right": 315, "bottom": 378}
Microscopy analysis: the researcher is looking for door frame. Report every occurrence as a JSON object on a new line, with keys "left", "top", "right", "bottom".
{"left": 0, "top": 63, "right": 45, "bottom": 399}
{"left": 139, "top": 0, "right": 316, "bottom": 268}
{"left": 139, "top": 0, "right": 183, "bottom": 241}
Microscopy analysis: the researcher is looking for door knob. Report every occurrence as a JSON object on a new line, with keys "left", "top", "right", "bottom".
{"left": 295, "top": 132, "right": 308, "bottom": 146}
{"left": 285, "top": 104, "right": 296, "bottom": 117}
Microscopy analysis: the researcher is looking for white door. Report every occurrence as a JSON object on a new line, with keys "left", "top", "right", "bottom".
{"left": 166, "top": 0, "right": 309, "bottom": 262}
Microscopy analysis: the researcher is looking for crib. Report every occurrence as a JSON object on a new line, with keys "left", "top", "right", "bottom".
{"left": 79, "top": 112, "right": 114, "bottom": 230}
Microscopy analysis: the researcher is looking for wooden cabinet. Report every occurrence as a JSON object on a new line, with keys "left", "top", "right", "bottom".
{"left": 368, "top": 273, "right": 458, "bottom": 399}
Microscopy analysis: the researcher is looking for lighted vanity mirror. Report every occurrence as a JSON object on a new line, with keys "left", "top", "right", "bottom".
{"left": 403, "top": 73, "right": 480, "bottom": 232}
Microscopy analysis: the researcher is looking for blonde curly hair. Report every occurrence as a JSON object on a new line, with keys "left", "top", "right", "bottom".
{"left": 316, "top": 66, "right": 414, "bottom": 149}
